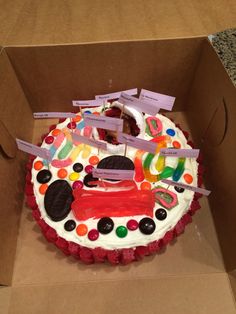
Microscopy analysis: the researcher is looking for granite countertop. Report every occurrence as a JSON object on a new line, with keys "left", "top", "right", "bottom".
{"left": 211, "top": 28, "right": 236, "bottom": 85}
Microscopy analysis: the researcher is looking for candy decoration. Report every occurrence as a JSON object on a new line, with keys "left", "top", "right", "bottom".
{"left": 139, "top": 218, "right": 156, "bottom": 235}
{"left": 76, "top": 224, "right": 88, "bottom": 236}
{"left": 73, "top": 163, "right": 83, "bottom": 173}
{"left": 152, "top": 186, "right": 178, "bottom": 209}
{"left": 173, "top": 140, "right": 181, "bottom": 149}
{"left": 34, "top": 160, "right": 43, "bottom": 171}
{"left": 64, "top": 220, "right": 76, "bottom": 231}
{"left": 44, "top": 180, "right": 73, "bottom": 221}
{"left": 97, "top": 155, "right": 134, "bottom": 173}
{"left": 45, "top": 136, "right": 54, "bottom": 144}
{"left": 72, "top": 115, "right": 82, "bottom": 122}
{"left": 36, "top": 169, "right": 52, "bottom": 184}
{"left": 43, "top": 131, "right": 65, "bottom": 165}
{"left": 72, "top": 188, "right": 155, "bottom": 220}
{"left": 67, "top": 121, "right": 76, "bottom": 129}
{"left": 39, "top": 183, "right": 48, "bottom": 195}
{"left": 58, "top": 130, "right": 73, "bottom": 159}
{"left": 155, "top": 155, "right": 165, "bottom": 172}
{"left": 84, "top": 110, "right": 92, "bottom": 114}
{"left": 174, "top": 186, "right": 185, "bottom": 193}
{"left": 97, "top": 217, "right": 114, "bottom": 234}
{"left": 146, "top": 116, "right": 163, "bottom": 137}
{"left": 83, "top": 173, "right": 99, "bottom": 188}
{"left": 116, "top": 226, "right": 128, "bottom": 238}
{"left": 72, "top": 180, "right": 83, "bottom": 190}
{"left": 127, "top": 219, "right": 139, "bottom": 231}
{"left": 57, "top": 168, "right": 68, "bottom": 179}
{"left": 52, "top": 129, "right": 61, "bottom": 136}
{"left": 166, "top": 128, "right": 175, "bottom": 137}
{"left": 89, "top": 156, "right": 100, "bottom": 166}
{"left": 140, "top": 181, "right": 152, "bottom": 190}
{"left": 155, "top": 208, "right": 167, "bottom": 220}
{"left": 85, "top": 165, "right": 94, "bottom": 174}
{"left": 88, "top": 229, "right": 99, "bottom": 241}
{"left": 172, "top": 157, "right": 186, "bottom": 182}
{"left": 134, "top": 150, "right": 145, "bottom": 182}
{"left": 159, "top": 166, "right": 174, "bottom": 179}
{"left": 69, "top": 172, "right": 80, "bottom": 181}
{"left": 183, "top": 173, "right": 193, "bottom": 184}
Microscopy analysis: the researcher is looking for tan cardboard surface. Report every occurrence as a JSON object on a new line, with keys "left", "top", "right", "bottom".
{"left": 186, "top": 40, "right": 236, "bottom": 271}
{"left": 229, "top": 270, "right": 236, "bottom": 302}
{"left": 11, "top": 114, "right": 224, "bottom": 287}
{"left": 7, "top": 274, "right": 236, "bottom": 314}
{"left": 0, "top": 0, "right": 236, "bottom": 46}
{"left": 0, "top": 287, "right": 11, "bottom": 314}
{"left": 0, "top": 49, "right": 34, "bottom": 285}
{"left": 6, "top": 38, "right": 203, "bottom": 112}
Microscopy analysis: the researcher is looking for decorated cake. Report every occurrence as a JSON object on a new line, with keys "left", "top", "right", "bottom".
{"left": 25, "top": 95, "right": 203, "bottom": 265}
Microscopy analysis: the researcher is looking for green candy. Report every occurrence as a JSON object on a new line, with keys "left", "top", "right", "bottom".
{"left": 58, "top": 142, "right": 73, "bottom": 160}
{"left": 116, "top": 226, "right": 128, "bottom": 238}
{"left": 143, "top": 153, "right": 155, "bottom": 169}
{"left": 159, "top": 166, "right": 174, "bottom": 179}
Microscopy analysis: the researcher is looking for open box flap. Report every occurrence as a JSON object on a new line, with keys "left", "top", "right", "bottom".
{"left": 186, "top": 39, "right": 236, "bottom": 273}
{"left": 0, "top": 49, "right": 34, "bottom": 285}
{"left": 5, "top": 38, "right": 203, "bottom": 112}
{"left": 4, "top": 274, "right": 236, "bottom": 314}
{"left": 0, "top": 0, "right": 236, "bottom": 46}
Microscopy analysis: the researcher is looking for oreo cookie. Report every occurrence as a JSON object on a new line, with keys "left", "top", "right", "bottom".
{"left": 44, "top": 180, "right": 73, "bottom": 222}
{"left": 97, "top": 155, "right": 134, "bottom": 181}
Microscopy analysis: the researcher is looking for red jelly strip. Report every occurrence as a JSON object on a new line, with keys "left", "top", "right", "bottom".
{"left": 72, "top": 189, "right": 155, "bottom": 220}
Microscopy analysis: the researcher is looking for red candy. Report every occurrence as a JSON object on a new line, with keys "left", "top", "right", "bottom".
{"left": 72, "top": 188, "right": 155, "bottom": 220}
{"left": 88, "top": 229, "right": 99, "bottom": 241}
{"left": 127, "top": 219, "right": 139, "bottom": 231}
{"left": 85, "top": 165, "right": 94, "bottom": 174}
{"left": 45, "top": 136, "right": 54, "bottom": 144}
{"left": 67, "top": 121, "right": 76, "bottom": 129}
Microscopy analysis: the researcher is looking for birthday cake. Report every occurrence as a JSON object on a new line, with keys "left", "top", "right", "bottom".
{"left": 25, "top": 98, "right": 203, "bottom": 265}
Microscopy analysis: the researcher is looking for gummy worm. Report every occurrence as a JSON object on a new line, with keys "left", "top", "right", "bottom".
{"left": 43, "top": 131, "right": 65, "bottom": 165}
{"left": 172, "top": 157, "right": 186, "bottom": 182}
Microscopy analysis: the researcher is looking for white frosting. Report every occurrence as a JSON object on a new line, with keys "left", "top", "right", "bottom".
{"left": 31, "top": 104, "right": 198, "bottom": 250}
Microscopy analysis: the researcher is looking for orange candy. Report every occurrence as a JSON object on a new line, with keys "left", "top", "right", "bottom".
{"left": 93, "top": 112, "right": 100, "bottom": 115}
{"left": 184, "top": 173, "right": 193, "bottom": 184}
{"left": 34, "top": 160, "right": 44, "bottom": 171}
{"left": 57, "top": 168, "right": 68, "bottom": 179}
{"left": 73, "top": 115, "right": 82, "bottom": 122}
{"left": 52, "top": 129, "right": 61, "bottom": 136}
{"left": 89, "top": 156, "right": 99, "bottom": 165}
{"left": 39, "top": 184, "right": 48, "bottom": 195}
{"left": 173, "top": 141, "right": 181, "bottom": 149}
{"left": 140, "top": 181, "right": 152, "bottom": 190}
{"left": 76, "top": 224, "right": 88, "bottom": 236}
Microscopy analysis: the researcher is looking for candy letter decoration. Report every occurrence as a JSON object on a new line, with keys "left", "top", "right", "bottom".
{"left": 146, "top": 116, "right": 163, "bottom": 137}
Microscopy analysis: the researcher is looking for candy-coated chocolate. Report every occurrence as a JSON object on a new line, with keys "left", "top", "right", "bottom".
{"left": 127, "top": 219, "right": 139, "bottom": 231}
{"left": 184, "top": 173, "right": 193, "bottom": 184}
{"left": 64, "top": 220, "right": 76, "bottom": 231}
{"left": 69, "top": 172, "right": 80, "bottom": 181}
{"left": 52, "top": 129, "right": 61, "bottom": 136}
{"left": 166, "top": 128, "right": 176, "bottom": 137}
{"left": 139, "top": 218, "right": 156, "bottom": 235}
{"left": 45, "top": 136, "right": 54, "bottom": 144}
{"left": 155, "top": 208, "right": 167, "bottom": 220}
{"left": 140, "top": 181, "right": 152, "bottom": 190}
{"left": 67, "top": 121, "right": 76, "bottom": 129}
{"left": 72, "top": 115, "right": 81, "bottom": 122}
{"left": 116, "top": 226, "right": 128, "bottom": 238}
{"left": 34, "top": 160, "right": 43, "bottom": 171}
{"left": 72, "top": 180, "right": 83, "bottom": 190}
{"left": 97, "top": 217, "right": 114, "bottom": 234}
{"left": 88, "top": 229, "right": 99, "bottom": 241}
{"left": 76, "top": 224, "right": 88, "bottom": 236}
{"left": 39, "top": 183, "right": 48, "bottom": 195}
{"left": 173, "top": 140, "right": 181, "bottom": 148}
{"left": 85, "top": 165, "right": 94, "bottom": 174}
{"left": 57, "top": 168, "right": 68, "bottom": 179}
{"left": 174, "top": 186, "right": 185, "bottom": 193}
{"left": 37, "top": 169, "right": 52, "bottom": 184}
{"left": 84, "top": 110, "right": 92, "bottom": 114}
{"left": 93, "top": 112, "right": 100, "bottom": 115}
{"left": 89, "top": 156, "right": 100, "bottom": 166}
{"left": 73, "top": 163, "right": 83, "bottom": 173}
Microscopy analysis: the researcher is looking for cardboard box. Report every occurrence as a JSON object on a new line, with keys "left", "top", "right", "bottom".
{"left": 0, "top": 1, "right": 236, "bottom": 313}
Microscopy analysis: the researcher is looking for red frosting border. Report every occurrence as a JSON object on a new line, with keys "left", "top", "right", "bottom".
{"left": 25, "top": 118, "right": 204, "bottom": 265}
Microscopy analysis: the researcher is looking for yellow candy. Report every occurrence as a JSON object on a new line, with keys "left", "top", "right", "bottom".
{"left": 155, "top": 155, "right": 165, "bottom": 172}
{"left": 69, "top": 172, "right": 80, "bottom": 181}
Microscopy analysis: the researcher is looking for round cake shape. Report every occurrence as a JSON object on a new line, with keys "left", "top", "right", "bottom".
{"left": 27, "top": 101, "right": 202, "bottom": 264}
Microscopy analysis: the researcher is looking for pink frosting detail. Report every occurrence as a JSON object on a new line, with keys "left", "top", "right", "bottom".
{"left": 152, "top": 187, "right": 178, "bottom": 209}
{"left": 146, "top": 116, "right": 163, "bottom": 136}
